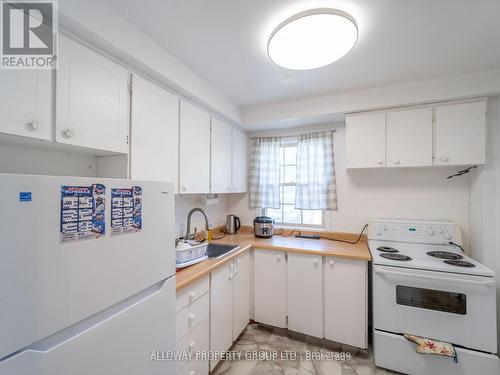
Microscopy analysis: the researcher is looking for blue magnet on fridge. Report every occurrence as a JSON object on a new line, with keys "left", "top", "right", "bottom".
{"left": 19, "top": 192, "right": 32, "bottom": 202}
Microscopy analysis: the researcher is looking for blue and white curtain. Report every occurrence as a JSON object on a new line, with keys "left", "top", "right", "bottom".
{"left": 249, "top": 137, "right": 281, "bottom": 208}
{"left": 249, "top": 131, "right": 337, "bottom": 210}
{"left": 295, "top": 131, "right": 337, "bottom": 210}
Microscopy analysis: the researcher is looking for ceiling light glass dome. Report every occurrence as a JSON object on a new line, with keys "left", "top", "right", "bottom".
{"left": 267, "top": 9, "right": 358, "bottom": 70}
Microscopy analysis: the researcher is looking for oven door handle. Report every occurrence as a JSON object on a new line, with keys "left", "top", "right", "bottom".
{"left": 374, "top": 267, "right": 496, "bottom": 287}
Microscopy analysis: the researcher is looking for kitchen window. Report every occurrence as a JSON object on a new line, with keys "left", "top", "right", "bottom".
{"left": 264, "top": 139, "right": 324, "bottom": 227}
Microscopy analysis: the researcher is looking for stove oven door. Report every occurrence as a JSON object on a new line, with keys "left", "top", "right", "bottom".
{"left": 373, "top": 265, "right": 497, "bottom": 353}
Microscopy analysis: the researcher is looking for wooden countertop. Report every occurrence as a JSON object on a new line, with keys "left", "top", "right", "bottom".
{"left": 176, "top": 227, "right": 371, "bottom": 291}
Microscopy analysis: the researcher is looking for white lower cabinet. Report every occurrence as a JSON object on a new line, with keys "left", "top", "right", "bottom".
{"left": 287, "top": 253, "right": 323, "bottom": 338}
{"left": 210, "top": 262, "right": 234, "bottom": 371}
{"left": 254, "top": 249, "right": 287, "bottom": 328}
{"left": 323, "top": 257, "right": 368, "bottom": 349}
{"left": 233, "top": 252, "right": 251, "bottom": 341}
{"left": 176, "top": 276, "right": 210, "bottom": 374}
{"left": 210, "top": 253, "right": 252, "bottom": 371}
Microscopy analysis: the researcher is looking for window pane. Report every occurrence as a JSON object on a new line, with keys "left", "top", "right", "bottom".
{"left": 284, "top": 146, "right": 297, "bottom": 165}
{"left": 280, "top": 147, "right": 285, "bottom": 165}
{"left": 283, "top": 166, "right": 296, "bottom": 184}
{"left": 302, "top": 210, "right": 323, "bottom": 226}
{"left": 280, "top": 166, "right": 284, "bottom": 184}
{"left": 283, "top": 205, "right": 301, "bottom": 224}
{"left": 266, "top": 208, "right": 282, "bottom": 223}
{"left": 283, "top": 186, "right": 296, "bottom": 205}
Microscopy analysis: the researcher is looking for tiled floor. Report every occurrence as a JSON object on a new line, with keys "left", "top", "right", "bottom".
{"left": 213, "top": 324, "right": 399, "bottom": 375}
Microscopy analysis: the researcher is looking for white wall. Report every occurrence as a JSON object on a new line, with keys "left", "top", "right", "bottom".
{"left": 0, "top": 143, "right": 97, "bottom": 177}
{"left": 229, "top": 122, "right": 472, "bottom": 245}
{"left": 470, "top": 96, "right": 500, "bottom": 344}
{"left": 243, "top": 69, "right": 500, "bottom": 130}
{"left": 175, "top": 195, "right": 229, "bottom": 238}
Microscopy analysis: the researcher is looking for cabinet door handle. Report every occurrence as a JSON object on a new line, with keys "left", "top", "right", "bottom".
{"left": 439, "top": 156, "right": 450, "bottom": 162}
{"left": 63, "top": 129, "right": 74, "bottom": 138}
{"left": 30, "top": 121, "right": 41, "bottom": 131}
{"left": 277, "top": 254, "right": 281, "bottom": 261}
{"left": 181, "top": 186, "right": 188, "bottom": 192}
{"left": 393, "top": 158, "right": 400, "bottom": 165}
{"left": 376, "top": 159, "right": 384, "bottom": 166}
{"left": 329, "top": 259, "right": 335, "bottom": 266}
{"left": 188, "top": 292, "right": 196, "bottom": 302}
{"left": 314, "top": 258, "right": 319, "bottom": 266}
{"left": 228, "top": 273, "right": 233, "bottom": 281}
{"left": 188, "top": 314, "right": 195, "bottom": 324}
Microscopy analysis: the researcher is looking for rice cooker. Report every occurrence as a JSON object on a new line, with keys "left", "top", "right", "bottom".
{"left": 253, "top": 216, "right": 275, "bottom": 238}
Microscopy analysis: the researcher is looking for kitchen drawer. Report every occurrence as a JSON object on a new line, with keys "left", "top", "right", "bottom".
{"left": 176, "top": 317, "right": 209, "bottom": 372}
{"left": 176, "top": 276, "right": 209, "bottom": 313}
{"left": 176, "top": 293, "right": 209, "bottom": 341}
{"left": 177, "top": 349, "right": 209, "bottom": 375}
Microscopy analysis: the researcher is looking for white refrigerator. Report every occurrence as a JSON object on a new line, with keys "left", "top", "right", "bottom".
{"left": 0, "top": 174, "right": 176, "bottom": 374}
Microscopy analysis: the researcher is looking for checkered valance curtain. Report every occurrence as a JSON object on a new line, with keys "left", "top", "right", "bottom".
{"left": 295, "top": 131, "right": 338, "bottom": 210}
{"left": 249, "top": 136, "right": 281, "bottom": 209}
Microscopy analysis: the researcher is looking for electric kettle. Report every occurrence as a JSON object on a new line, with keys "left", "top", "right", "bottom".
{"left": 224, "top": 214, "right": 241, "bottom": 234}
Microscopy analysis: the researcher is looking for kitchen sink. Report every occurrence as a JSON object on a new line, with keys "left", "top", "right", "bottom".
{"left": 206, "top": 243, "right": 240, "bottom": 259}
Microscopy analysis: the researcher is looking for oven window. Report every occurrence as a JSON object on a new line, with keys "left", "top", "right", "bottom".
{"left": 396, "top": 285, "right": 466, "bottom": 315}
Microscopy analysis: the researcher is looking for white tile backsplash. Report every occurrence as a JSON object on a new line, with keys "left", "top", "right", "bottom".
{"left": 175, "top": 194, "right": 229, "bottom": 238}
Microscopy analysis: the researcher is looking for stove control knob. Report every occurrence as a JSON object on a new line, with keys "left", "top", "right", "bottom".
{"left": 444, "top": 230, "right": 451, "bottom": 240}
{"left": 427, "top": 226, "right": 435, "bottom": 236}
{"left": 375, "top": 226, "right": 383, "bottom": 236}
{"left": 438, "top": 226, "right": 445, "bottom": 234}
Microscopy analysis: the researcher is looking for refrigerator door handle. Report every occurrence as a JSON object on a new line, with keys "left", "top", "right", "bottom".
{"left": 27, "top": 279, "right": 169, "bottom": 353}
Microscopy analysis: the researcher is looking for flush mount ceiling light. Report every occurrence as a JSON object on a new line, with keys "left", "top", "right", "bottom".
{"left": 267, "top": 9, "right": 358, "bottom": 70}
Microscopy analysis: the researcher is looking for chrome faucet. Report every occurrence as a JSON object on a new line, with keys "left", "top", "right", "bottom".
{"left": 185, "top": 207, "right": 212, "bottom": 241}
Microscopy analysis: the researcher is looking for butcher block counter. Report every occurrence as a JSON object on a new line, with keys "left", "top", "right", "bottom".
{"left": 176, "top": 226, "right": 371, "bottom": 291}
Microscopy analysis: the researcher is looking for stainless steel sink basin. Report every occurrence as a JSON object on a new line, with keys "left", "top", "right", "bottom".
{"left": 206, "top": 243, "right": 239, "bottom": 259}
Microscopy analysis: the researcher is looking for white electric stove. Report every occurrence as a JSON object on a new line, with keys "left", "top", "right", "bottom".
{"left": 368, "top": 219, "right": 499, "bottom": 375}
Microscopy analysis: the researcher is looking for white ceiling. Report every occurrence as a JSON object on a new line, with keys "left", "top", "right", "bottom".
{"left": 102, "top": 0, "right": 500, "bottom": 110}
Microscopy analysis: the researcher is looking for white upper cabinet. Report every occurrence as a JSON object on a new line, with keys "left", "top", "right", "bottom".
{"left": 130, "top": 75, "right": 179, "bottom": 186}
{"left": 434, "top": 100, "right": 486, "bottom": 166}
{"left": 346, "top": 112, "right": 386, "bottom": 168}
{"left": 232, "top": 128, "right": 248, "bottom": 193}
{"left": 56, "top": 35, "right": 129, "bottom": 153}
{"left": 287, "top": 253, "right": 323, "bottom": 338}
{"left": 210, "top": 117, "right": 233, "bottom": 194}
{"left": 179, "top": 101, "right": 211, "bottom": 194}
{"left": 0, "top": 69, "right": 52, "bottom": 141}
{"left": 386, "top": 107, "right": 433, "bottom": 167}
{"left": 254, "top": 249, "right": 287, "bottom": 328}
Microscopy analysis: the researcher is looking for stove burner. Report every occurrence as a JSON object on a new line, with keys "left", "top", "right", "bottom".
{"left": 427, "top": 251, "right": 464, "bottom": 260}
{"left": 444, "top": 260, "right": 475, "bottom": 268}
{"left": 377, "top": 246, "right": 399, "bottom": 253}
{"left": 380, "top": 253, "right": 412, "bottom": 261}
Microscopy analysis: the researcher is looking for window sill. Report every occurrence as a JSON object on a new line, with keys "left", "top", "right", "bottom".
{"left": 274, "top": 224, "right": 326, "bottom": 232}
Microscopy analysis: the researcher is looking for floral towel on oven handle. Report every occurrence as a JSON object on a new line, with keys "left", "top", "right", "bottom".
{"left": 404, "top": 333, "right": 458, "bottom": 363}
